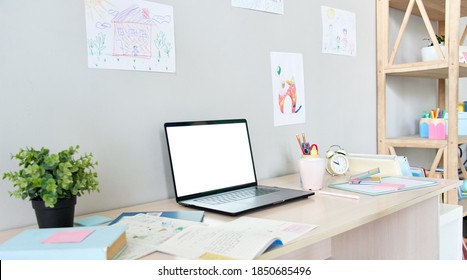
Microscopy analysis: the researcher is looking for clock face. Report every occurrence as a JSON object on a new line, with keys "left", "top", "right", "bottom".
{"left": 329, "top": 154, "right": 349, "bottom": 175}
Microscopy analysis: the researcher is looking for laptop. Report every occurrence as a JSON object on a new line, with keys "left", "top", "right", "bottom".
{"left": 164, "top": 119, "right": 314, "bottom": 215}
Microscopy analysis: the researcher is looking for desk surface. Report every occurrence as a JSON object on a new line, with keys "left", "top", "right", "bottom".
{"left": 0, "top": 173, "right": 460, "bottom": 260}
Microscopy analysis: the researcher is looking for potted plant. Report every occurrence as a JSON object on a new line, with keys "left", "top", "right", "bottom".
{"left": 2, "top": 145, "right": 99, "bottom": 228}
{"left": 421, "top": 34, "right": 467, "bottom": 62}
{"left": 421, "top": 34, "right": 445, "bottom": 61}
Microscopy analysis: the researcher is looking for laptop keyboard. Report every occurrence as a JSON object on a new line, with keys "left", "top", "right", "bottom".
{"left": 195, "top": 188, "right": 278, "bottom": 205}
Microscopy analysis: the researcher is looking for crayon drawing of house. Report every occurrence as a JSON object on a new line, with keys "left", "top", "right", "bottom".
{"left": 112, "top": 6, "right": 157, "bottom": 58}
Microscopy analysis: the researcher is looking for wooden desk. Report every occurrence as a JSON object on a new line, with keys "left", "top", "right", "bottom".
{"left": 0, "top": 174, "right": 461, "bottom": 260}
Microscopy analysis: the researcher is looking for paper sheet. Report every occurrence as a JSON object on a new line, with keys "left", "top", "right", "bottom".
{"left": 232, "top": 0, "right": 284, "bottom": 15}
{"left": 113, "top": 214, "right": 203, "bottom": 259}
{"left": 270, "top": 52, "right": 306, "bottom": 126}
{"left": 84, "top": 0, "right": 176, "bottom": 73}
{"left": 321, "top": 6, "right": 356, "bottom": 56}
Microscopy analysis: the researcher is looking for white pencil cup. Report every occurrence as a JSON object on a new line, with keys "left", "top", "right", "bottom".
{"left": 299, "top": 156, "right": 326, "bottom": 191}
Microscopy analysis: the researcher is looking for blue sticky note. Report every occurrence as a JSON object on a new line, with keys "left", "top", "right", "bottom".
{"left": 74, "top": 216, "right": 113, "bottom": 226}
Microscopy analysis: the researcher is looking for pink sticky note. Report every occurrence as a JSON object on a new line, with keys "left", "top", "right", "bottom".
{"left": 42, "top": 229, "right": 95, "bottom": 244}
{"left": 373, "top": 183, "right": 405, "bottom": 191}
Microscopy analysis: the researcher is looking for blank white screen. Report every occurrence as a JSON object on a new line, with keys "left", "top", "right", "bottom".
{"left": 166, "top": 122, "right": 256, "bottom": 197}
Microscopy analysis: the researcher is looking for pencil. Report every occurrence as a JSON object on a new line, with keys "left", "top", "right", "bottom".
{"left": 318, "top": 191, "right": 360, "bottom": 200}
{"left": 296, "top": 134, "right": 305, "bottom": 154}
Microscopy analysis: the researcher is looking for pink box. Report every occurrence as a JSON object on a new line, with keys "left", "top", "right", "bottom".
{"left": 428, "top": 119, "right": 446, "bottom": 140}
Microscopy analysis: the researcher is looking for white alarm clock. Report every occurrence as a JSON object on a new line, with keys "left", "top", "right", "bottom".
{"left": 325, "top": 145, "right": 349, "bottom": 176}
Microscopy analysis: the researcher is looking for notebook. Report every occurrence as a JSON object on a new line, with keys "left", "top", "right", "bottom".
{"left": 164, "top": 119, "right": 313, "bottom": 215}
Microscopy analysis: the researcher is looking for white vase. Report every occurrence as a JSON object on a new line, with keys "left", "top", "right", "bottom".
{"left": 421, "top": 45, "right": 467, "bottom": 62}
{"left": 421, "top": 46, "right": 445, "bottom": 61}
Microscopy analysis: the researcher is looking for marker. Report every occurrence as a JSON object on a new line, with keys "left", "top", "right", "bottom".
{"left": 318, "top": 191, "right": 360, "bottom": 200}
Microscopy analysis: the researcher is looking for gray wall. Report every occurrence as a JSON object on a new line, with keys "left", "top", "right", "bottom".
{"left": 0, "top": 0, "right": 377, "bottom": 231}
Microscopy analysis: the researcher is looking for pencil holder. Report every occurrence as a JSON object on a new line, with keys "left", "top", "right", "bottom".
{"left": 428, "top": 118, "right": 446, "bottom": 140}
{"left": 299, "top": 155, "right": 326, "bottom": 191}
{"left": 419, "top": 118, "right": 430, "bottom": 138}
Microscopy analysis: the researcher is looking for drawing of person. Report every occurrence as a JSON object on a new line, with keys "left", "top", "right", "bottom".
{"left": 132, "top": 45, "right": 139, "bottom": 56}
{"left": 340, "top": 28, "right": 354, "bottom": 55}
{"left": 324, "top": 24, "right": 335, "bottom": 51}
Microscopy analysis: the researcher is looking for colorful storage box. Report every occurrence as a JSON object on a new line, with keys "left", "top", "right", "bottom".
{"left": 444, "top": 112, "right": 467, "bottom": 135}
{"left": 420, "top": 118, "right": 446, "bottom": 139}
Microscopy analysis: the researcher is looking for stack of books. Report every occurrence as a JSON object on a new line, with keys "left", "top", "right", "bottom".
{"left": 459, "top": 181, "right": 467, "bottom": 200}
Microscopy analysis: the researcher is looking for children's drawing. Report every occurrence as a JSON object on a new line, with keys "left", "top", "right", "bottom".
{"left": 84, "top": 0, "right": 175, "bottom": 73}
{"left": 232, "top": 0, "right": 284, "bottom": 15}
{"left": 278, "top": 78, "right": 301, "bottom": 114}
{"left": 321, "top": 6, "right": 356, "bottom": 56}
{"left": 270, "top": 52, "right": 306, "bottom": 126}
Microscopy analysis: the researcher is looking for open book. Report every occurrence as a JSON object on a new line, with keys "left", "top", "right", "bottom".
{"left": 156, "top": 217, "right": 318, "bottom": 260}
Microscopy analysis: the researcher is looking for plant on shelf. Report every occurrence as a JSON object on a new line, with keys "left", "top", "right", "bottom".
{"left": 424, "top": 34, "right": 445, "bottom": 47}
{"left": 2, "top": 145, "right": 99, "bottom": 227}
{"left": 421, "top": 34, "right": 446, "bottom": 62}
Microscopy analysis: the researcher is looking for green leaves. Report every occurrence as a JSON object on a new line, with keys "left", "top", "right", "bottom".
{"left": 425, "top": 34, "right": 445, "bottom": 47}
{"left": 2, "top": 145, "right": 99, "bottom": 208}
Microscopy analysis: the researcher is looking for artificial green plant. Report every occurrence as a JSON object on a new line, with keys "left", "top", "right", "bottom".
{"left": 2, "top": 145, "right": 99, "bottom": 208}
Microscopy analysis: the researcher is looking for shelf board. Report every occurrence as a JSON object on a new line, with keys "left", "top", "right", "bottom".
{"left": 385, "top": 62, "right": 467, "bottom": 78}
{"left": 385, "top": 135, "right": 467, "bottom": 148}
{"left": 389, "top": 0, "right": 467, "bottom": 21}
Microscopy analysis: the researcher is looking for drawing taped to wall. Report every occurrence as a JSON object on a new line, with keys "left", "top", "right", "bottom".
{"left": 321, "top": 6, "right": 356, "bottom": 56}
{"left": 270, "top": 52, "right": 306, "bottom": 127}
{"left": 232, "top": 0, "right": 284, "bottom": 15}
{"left": 84, "top": 0, "right": 175, "bottom": 73}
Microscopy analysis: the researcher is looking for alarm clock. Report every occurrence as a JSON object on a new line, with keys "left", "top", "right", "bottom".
{"left": 325, "top": 145, "right": 349, "bottom": 176}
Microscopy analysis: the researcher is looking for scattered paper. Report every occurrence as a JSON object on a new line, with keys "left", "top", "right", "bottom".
{"left": 113, "top": 214, "right": 203, "bottom": 259}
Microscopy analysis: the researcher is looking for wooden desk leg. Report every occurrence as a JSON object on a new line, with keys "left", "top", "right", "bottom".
{"left": 331, "top": 196, "right": 439, "bottom": 259}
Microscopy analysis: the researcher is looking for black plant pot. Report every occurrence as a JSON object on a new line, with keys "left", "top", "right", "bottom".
{"left": 31, "top": 196, "right": 77, "bottom": 228}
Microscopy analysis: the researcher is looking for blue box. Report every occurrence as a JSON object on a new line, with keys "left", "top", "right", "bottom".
{"left": 444, "top": 112, "right": 467, "bottom": 135}
{"left": 419, "top": 118, "right": 430, "bottom": 138}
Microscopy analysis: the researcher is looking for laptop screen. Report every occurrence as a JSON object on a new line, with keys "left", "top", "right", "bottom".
{"left": 165, "top": 119, "right": 257, "bottom": 198}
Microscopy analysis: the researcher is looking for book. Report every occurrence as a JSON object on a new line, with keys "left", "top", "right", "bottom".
{"left": 347, "top": 153, "right": 403, "bottom": 176}
{"left": 156, "top": 217, "right": 318, "bottom": 260}
{"left": 329, "top": 176, "right": 437, "bottom": 196}
{"left": 0, "top": 225, "right": 127, "bottom": 260}
{"left": 74, "top": 215, "right": 113, "bottom": 226}
{"left": 109, "top": 211, "right": 204, "bottom": 225}
{"left": 349, "top": 168, "right": 381, "bottom": 184}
